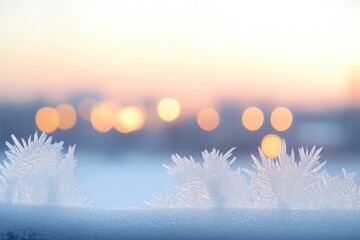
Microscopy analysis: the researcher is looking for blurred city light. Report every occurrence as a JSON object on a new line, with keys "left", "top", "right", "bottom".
{"left": 271, "top": 107, "right": 293, "bottom": 132}
{"left": 35, "top": 107, "right": 59, "bottom": 133}
{"left": 261, "top": 134, "right": 282, "bottom": 159}
{"left": 55, "top": 104, "right": 77, "bottom": 130}
{"left": 78, "top": 98, "right": 97, "bottom": 121}
{"left": 90, "top": 103, "right": 116, "bottom": 132}
{"left": 113, "top": 106, "right": 146, "bottom": 133}
{"left": 157, "top": 98, "right": 180, "bottom": 122}
{"left": 197, "top": 108, "right": 220, "bottom": 132}
{"left": 242, "top": 107, "right": 264, "bottom": 131}
{"left": 102, "top": 100, "right": 121, "bottom": 112}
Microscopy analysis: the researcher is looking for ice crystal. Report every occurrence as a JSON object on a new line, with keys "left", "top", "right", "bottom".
{"left": 315, "top": 169, "right": 360, "bottom": 209}
{"left": 0, "top": 133, "right": 91, "bottom": 207}
{"left": 147, "top": 148, "right": 249, "bottom": 208}
{"left": 149, "top": 142, "right": 360, "bottom": 209}
{"left": 245, "top": 142, "right": 326, "bottom": 209}
{"left": 247, "top": 142, "right": 360, "bottom": 209}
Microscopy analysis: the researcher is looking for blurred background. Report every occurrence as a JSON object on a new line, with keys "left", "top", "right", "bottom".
{"left": 0, "top": 0, "right": 359, "bottom": 208}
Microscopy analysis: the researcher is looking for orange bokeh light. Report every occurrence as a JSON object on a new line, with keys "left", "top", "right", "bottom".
{"left": 271, "top": 107, "right": 293, "bottom": 132}
{"left": 242, "top": 107, "right": 264, "bottom": 131}
{"left": 101, "top": 100, "right": 121, "bottom": 112}
{"left": 90, "top": 103, "right": 116, "bottom": 132}
{"left": 78, "top": 98, "right": 97, "bottom": 121}
{"left": 35, "top": 107, "right": 59, "bottom": 133}
{"left": 197, "top": 108, "right": 220, "bottom": 131}
{"left": 261, "top": 134, "right": 282, "bottom": 159}
{"left": 55, "top": 104, "right": 77, "bottom": 130}
{"left": 113, "top": 106, "right": 146, "bottom": 133}
{"left": 157, "top": 98, "right": 181, "bottom": 122}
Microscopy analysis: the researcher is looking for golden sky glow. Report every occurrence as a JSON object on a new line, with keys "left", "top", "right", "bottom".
{"left": 1, "top": 0, "right": 360, "bottom": 110}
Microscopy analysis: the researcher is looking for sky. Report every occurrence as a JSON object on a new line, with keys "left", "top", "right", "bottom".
{"left": 0, "top": 0, "right": 360, "bottom": 111}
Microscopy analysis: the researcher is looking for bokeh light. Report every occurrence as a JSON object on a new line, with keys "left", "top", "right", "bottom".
{"left": 90, "top": 103, "right": 116, "bottom": 132}
{"left": 261, "top": 134, "right": 282, "bottom": 159}
{"left": 55, "top": 104, "right": 77, "bottom": 130}
{"left": 101, "top": 100, "right": 121, "bottom": 112}
{"left": 35, "top": 107, "right": 59, "bottom": 133}
{"left": 271, "top": 107, "right": 293, "bottom": 132}
{"left": 197, "top": 108, "right": 220, "bottom": 132}
{"left": 78, "top": 98, "right": 97, "bottom": 121}
{"left": 113, "top": 106, "right": 146, "bottom": 133}
{"left": 242, "top": 107, "right": 264, "bottom": 131}
{"left": 157, "top": 98, "right": 180, "bottom": 122}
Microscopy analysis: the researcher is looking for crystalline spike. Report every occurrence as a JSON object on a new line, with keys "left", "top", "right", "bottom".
{"left": 250, "top": 155, "right": 264, "bottom": 171}
{"left": 34, "top": 131, "right": 38, "bottom": 141}
{"left": 290, "top": 149, "right": 295, "bottom": 163}
{"left": 280, "top": 140, "right": 287, "bottom": 156}
{"left": 309, "top": 146, "right": 316, "bottom": 156}
{"left": 11, "top": 135, "right": 24, "bottom": 153}
{"left": 21, "top": 138, "right": 27, "bottom": 148}
{"left": 44, "top": 136, "right": 53, "bottom": 145}
{"left": 5, "top": 142, "right": 15, "bottom": 152}
{"left": 258, "top": 147, "right": 268, "bottom": 161}
{"left": 223, "top": 147, "right": 236, "bottom": 160}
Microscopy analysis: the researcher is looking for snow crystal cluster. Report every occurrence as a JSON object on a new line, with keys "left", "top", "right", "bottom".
{"left": 0, "top": 132, "right": 358, "bottom": 210}
{"left": 0, "top": 133, "right": 91, "bottom": 207}
{"left": 148, "top": 143, "right": 360, "bottom": 209}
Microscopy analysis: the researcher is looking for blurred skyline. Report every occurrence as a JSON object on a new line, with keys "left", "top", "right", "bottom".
{"left": 0, "top": 96, "right": 359, "bottom": 158}
{"left": 1, "top": 0, "right": 360, "bottom": 112}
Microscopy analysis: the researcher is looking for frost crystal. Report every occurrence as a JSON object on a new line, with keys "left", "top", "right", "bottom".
{"left": 245, "top": 142, "right": 326, "bottom": 209}
{"left": 149, "top": 142, "right": 360, "bottom": 209}
{"left": 0, "top": 133, "right": 91, "bottom": 207}
{"left": 147, "top": 148, "right": 249, "bottom": 208}
{"left": 247, "top": 142, "right": 360, "bottom": 209}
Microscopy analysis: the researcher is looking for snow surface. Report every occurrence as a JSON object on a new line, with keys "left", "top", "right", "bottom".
{"left": 0, "top": 204, "right": 360, "bottom": 240}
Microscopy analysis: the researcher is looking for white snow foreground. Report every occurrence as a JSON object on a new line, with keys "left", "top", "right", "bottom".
{"left": 0, "top": 204, "right": 360, "bottom": 240}
{"left": 0, "top": 133, "right": 91, "bottom": 207}
{"left": 148, "top": 143, "right": 360, "bottom": 209}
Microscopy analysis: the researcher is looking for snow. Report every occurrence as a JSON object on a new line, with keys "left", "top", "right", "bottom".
{"left": 0, "top": 204, "right": 360, "bottom": 240}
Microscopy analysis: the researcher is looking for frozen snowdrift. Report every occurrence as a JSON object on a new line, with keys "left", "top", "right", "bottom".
{"left": 1, "top": 204, "right": 360, "bottom": 240}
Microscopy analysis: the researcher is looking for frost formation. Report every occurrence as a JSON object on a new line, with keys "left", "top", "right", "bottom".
{"left": 149, "top": 142, "right": 360, "bottom": 209}
{"left": 147, "top": 148, "right": 249, "bottom": 208}
{"left": 0, "top": 132, "right": 91, "bottom": 207}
